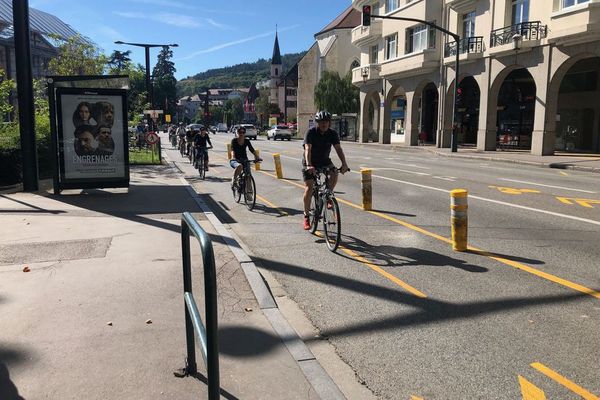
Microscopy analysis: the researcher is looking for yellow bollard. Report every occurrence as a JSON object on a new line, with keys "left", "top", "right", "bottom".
{"left": 273, "top": 153, "right": 283, "bottom": 179}
{"left": 361, "top": 168, "right": 372, "bottom": 211}
{"left": 227, "top": 143, "right": 232, "bottom": 160}
{"left": 255, "top": 149, "right": 261, "bottom": 171}
{"left": 450, "top": 189, "right": 468, "bottom": 251}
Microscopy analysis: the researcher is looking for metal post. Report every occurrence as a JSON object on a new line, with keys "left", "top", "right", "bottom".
{"left": 48, "top": 79, "right": 60, "bottom": 194}
{"left": 273, "top": 153, "right": 283, "bottom": 179}
{"left": 145, "top": 46, "right": 152, "bottom": 108}
{"left": 450, "top": 189, "right": 468, "bottom": 251}
{"left": 203, "top": 235, "right": 220, "bottom": 400}
{"left": 284, "top": 79, "right": 288, "bottom": 123}
{"left": 13, "top": 0, "right": 38, "bottom": 191}
{"left": 361, "top": 168, "right": 372, "bottom": 211}
{"left": 181, "top": 222, "right": 197, "bottom": 375}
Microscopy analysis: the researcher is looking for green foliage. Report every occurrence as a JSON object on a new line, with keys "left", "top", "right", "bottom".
{"left": 107, "top": 50, "right": 132, "bottom": 73}
{"left": 224, "top": 98, "right": 244, "bottom": 125}
{"left": 314, "top": 70, "right": 359, "bottom": 115}
{"left": 153, "top": 47, "right": 177, "bottom": 117}
{"left": 0, "top": 68, "right": 14, "bottom": 117}
{"left": 254, "top": 87, "right": 281, "bottom": 124}
{"left": 48, "top": 34, "right": 107, "bottom": 76}
{"left": 176, "top": 52, "right": 306, "bottom": 96}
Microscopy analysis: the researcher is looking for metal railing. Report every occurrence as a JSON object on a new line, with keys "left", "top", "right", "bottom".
{"left": 490, "top": 21, "right": 547, "bottom": 47}
{"left": 180, "top": 212, "right": 220, "bottom": 400}
{"left": 444, "top": 36, "right": 484, "bottom": 57}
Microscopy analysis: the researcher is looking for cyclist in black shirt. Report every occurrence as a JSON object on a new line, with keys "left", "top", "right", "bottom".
{"left": 193, "top": 126, "right": 213, "bottom": 171}
{"left": 302, "top": 111, "right": 349, "bottom": 230}
{"left": 229, "top": 125, "right": 260, "bottom": 187}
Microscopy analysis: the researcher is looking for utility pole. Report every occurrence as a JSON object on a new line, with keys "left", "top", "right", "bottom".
{"left": 13, "top": 0, "right": 38, "bottom": 190}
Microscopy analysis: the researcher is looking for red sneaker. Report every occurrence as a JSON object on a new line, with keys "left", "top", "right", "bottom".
{"left": 303, "top": 216, "right": 311, "bottom": 230}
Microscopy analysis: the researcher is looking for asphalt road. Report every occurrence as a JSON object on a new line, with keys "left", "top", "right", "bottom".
{"left": 164, "top": 132, "right": 600, "bottom": 400}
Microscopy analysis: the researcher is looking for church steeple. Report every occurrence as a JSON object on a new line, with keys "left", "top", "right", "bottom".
{"left": 271, "top": 30, "right": 282, "bottom": 65}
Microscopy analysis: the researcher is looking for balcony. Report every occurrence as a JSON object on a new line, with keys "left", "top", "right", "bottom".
{"left": 379, "top": 49, "right": 439, "bottom": 79}
{"left": 351, "top": 64, "right": 381, "bottom": 86}
{"left": 352, "top": 0, "right": 371, "bottom": 8}
{"left": 444, "top": 36, "right": 484, "bottom": 57}
{"left": 548, "top": 1, "right": 600, "bottom": 45}
{"left": 489, "top": 21, "right": 547, "bottom": 56}
{"left": 351, "top": 19, "right": 382, "bottom": 47}
{"left": 445, "top": 0, "right": 477, "bottom": 13}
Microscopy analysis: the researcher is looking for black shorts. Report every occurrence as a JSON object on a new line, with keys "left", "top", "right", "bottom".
{"left": 302, "top": 160, "right": 335, "bottom": 182}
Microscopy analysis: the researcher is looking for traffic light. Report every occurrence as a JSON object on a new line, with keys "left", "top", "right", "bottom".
{"left": 362, "top": 5, "right": 371, "bottom": 27}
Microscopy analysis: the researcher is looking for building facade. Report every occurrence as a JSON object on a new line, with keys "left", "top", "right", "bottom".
{"left": 297, "top": 5, "right": 362, "bottom": 135}
{"left": 352, "top": 0, "right": 600, "bottom": 155}
{"left": 268, "top": 32, "right": 298, "bottom": 123}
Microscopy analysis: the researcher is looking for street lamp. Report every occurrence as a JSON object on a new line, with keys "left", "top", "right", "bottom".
{"left": 114, "top": 41, "right": 178, "bottom": 110}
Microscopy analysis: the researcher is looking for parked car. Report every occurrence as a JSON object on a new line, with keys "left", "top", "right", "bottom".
{"left": 186, "top": 123, "right": 204, "bottom": 132}
{"left": 217, "top": 123, "right": 228, "bottom": 132}
{"left": 267, "top": 125, "right": 292, "bottom": 141}
{"left": 240, "top": 124, "right": 258, "bottom": 140}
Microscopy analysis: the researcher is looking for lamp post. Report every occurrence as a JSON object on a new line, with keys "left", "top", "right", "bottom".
{"left": 114, "top": 41, "right": 178, "bottom": 112}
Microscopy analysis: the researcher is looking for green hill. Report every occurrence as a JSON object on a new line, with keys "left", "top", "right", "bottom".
{"left": 176, "top": 51, "right": 306, "bottom": 97}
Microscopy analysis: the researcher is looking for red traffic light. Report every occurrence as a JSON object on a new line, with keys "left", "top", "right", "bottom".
{"left": 362, "top": 5, "right": 371, "bottom": 26}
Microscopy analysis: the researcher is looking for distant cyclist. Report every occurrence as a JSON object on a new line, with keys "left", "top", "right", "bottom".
{"left": 194, "top": 126, "right": 213, "bottom": 171}
{"left": 302, "top": 111, "right": 349, "bottom": 230}
{"left": 229, "top": 126, "right": 261, "bottom": 189}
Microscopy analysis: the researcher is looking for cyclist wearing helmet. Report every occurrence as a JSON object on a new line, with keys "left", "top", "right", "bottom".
{"left": 302, "top": 110, "right": 349, "bottom": 230}
{"left": 229, "top": 125, "right": 261, "bottom": 188}
{"left": 193, "top": 126, "right": 213, "bottom": 171}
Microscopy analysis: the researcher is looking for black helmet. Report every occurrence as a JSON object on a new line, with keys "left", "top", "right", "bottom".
{"left": 315, "top": 111, "right": 332, "bottom": 122}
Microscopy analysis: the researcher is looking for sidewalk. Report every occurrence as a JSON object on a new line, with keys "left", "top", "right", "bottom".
{"left": 0, "top": 162, "right": 351, "bottom": 398}
{"left": 346, "top": 141, "right": 600, "bottom": 173}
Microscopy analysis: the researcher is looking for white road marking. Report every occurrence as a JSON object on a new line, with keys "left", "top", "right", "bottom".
{"left": 433, "top": 176, "right": 457, "bottom": 182}
{"left": 354, "top": 172, "right": 600, "bottom": 227}
{"left": 371, "top": 167, "right": 430, "bottom": 176}
{"left": 392, "top": 162, "right": 431, "bottom": 170}
{"left": 499, "top": 178, "right": 596, "bottom": 194}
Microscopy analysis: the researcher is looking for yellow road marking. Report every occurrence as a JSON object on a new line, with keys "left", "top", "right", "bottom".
{"left": 518, "top": 375, "right": 547, "bottom": 400}
{"left": 489, "top": 186, "right": 541, "bottom": 195}
{"left": 559, "top": 171, "right": 569, "bottom": 176}
{"left": 556, "top": 196, "right": 600, "bottom": 209}
{"left": 411, "top": 396, "right": 425, "bottom": 400}
{"left": 258, "top": 168, "right": 600, "bottom": 300}
{"left": 255, "top": 194, "right": 288, "bottom": 216}
{"left": 313, "top": 231, "right": 427, "bottom": 298}
{"left": 531, "top": 362, "right": 600, "bottom": 400}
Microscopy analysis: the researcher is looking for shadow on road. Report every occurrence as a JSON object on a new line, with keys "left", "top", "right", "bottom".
{"left": 0, "top": 346, "right": 29, "bottom": 400}
{"left": 340, "top": 234, "right": 488, "bottom": 273}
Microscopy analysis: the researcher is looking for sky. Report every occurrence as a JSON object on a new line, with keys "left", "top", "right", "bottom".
{"left": 30, "top": 0, "right": 352, "bottom": 80}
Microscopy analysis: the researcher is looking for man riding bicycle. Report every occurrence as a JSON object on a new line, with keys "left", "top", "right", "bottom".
{"left": 229, "top": 126, "right": 261, "bottom": 189}
{"left": 302, "top": 111, "right": 349, "bottom": 230}
{"left": 193, "top": 126, "right": 213, "bottom": 171}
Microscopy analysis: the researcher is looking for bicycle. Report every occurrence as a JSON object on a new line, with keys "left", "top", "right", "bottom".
{"left": 308, "top": 166, "right": 344, "bottom": 252}
{"left": 232, "top": 159, "right": 261, "bottom": 211}
{"left": 193, "top": 146, "right": 212, "bottom": 179}
{"left": 178, "top": 136, "right": 186, "bottom": 157}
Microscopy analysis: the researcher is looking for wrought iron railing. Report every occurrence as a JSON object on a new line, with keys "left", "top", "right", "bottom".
{"left": 444, "top": 36, "right": 484, "bottom": 57}
{"left": 490, "top": 21, "right": 547, "bottom": 47}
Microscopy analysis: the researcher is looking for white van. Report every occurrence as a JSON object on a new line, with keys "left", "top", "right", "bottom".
{"left": 217, "top": 123, "right": 228, "bottom": 132}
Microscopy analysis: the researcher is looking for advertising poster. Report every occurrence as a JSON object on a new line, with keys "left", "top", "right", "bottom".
{"left": 56, "top": 88, "right": 129, "bottom": 186}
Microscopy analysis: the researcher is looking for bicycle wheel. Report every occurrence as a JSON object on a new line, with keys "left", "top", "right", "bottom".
{"left": 323, "top": 196, "right": 341, "bottom": 252}
{"left": 233, "top": 176, "right": 242, "bottom": 203}
{"left": 244, "top": 175, "right": 256, "bottom": 210}
{"left": 308, "top": 191, "right": 320, "bottom": 234}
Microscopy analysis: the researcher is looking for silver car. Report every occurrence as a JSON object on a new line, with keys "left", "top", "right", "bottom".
{"left": 241, "top": 124, "right": 258, "bottom": 140}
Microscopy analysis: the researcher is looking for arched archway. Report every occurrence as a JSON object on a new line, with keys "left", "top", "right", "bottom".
{"left": 411, "top": 81, "right": 439, "bottom": 144}
{"left": 349, "top": 59, "right": 360, "bottom": 74}
{"left": 493, "top": 68, "right": 537, "bottom": 150}
{"left": 361, "top": 90, "right": 381, "bottom": 142}
{"left": 548, "top": 56, "right": 600, "bottom": 153}
{"left": 446, "top": 76, "right": 481, "bottom": 146}
{"left": 386, "top": 86, "right": 407, "bottom": 143}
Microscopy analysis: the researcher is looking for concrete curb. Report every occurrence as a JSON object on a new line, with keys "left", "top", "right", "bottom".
{"left": 164, "top": 152, "right": 346, "bottom": 400}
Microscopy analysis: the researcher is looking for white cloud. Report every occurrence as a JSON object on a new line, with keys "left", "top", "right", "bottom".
{"left": 113, "top": 11, "right": 201, "bottom": 28}
{"left": 205, "top": 18, "right": 231, "bottom": 30}
{"left": 177, "top": 25, "right": 300, "bottom": 61}
{"left": 96, "top": 25, "right": 124, "bottom": 41}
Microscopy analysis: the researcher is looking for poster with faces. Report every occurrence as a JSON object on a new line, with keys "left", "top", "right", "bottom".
{"left": 58, "top": 90, "right": 126, "bottom": 181}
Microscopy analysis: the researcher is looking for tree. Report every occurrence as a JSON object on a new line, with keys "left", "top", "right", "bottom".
{"left": 107, "top": 50, "right": 132, "bottom": 73}
{"left": 152, "top": 46, "right": 177, "bottom": 116}
{"left": 0, "top": 69, "right": 15, "bottom": 118}
{"left": 48, "top": 34, "right": 107, "bottom": 76}
{"left": 314, "top": 70, "right": 359, "bottom": 115}
{"left": 224, "top": 98, "right": 244, "bottom": 125}
{"left": 255, "top": 88, "right": 281, "bottom": 125}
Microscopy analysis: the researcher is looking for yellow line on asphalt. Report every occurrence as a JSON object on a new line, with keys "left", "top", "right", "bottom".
{"left": 256, "top": 194, "right": 288, "bottom": 216}
{"left": 313, "top": 231, "right": 427, "bottom": 298}
{"left": 258, "top": 168, "right": 600, "bottom": 300}
{"left": 530, "top": 362, "right": 600, "bottom": 400}
{"left": 518, "top": 375, "right": 547, "bottom": 400}
{"left": 411, "top": 396, "right": 425, "bottom": 400}
{"left": 559, "top": 171, "right": 569, "bottom": 176}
